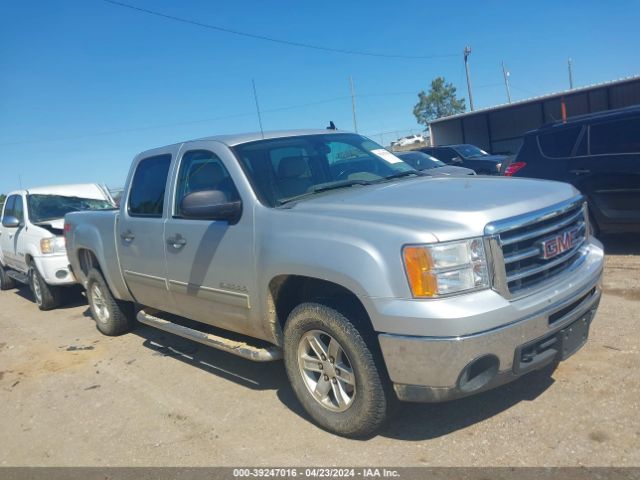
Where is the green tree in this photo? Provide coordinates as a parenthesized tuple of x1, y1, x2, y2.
(413, 77, 466, 126)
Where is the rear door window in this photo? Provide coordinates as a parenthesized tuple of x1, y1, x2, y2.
(589, 117, 640, 155)
(128, 154, 172, 217)
(538, 126, 582, 158)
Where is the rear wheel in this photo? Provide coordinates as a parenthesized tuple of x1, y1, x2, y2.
(29, 263, 61, 310)
(0, 263, 16, 291)
(86, 268, 134, 336)
(283, 302, 390, 438)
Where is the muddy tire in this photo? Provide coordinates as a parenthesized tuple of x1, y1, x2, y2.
(29, 263, 61, 311)
(283, 302, 390, 438)
(0, 263, 16, 291)
(86, 268, 134, 336)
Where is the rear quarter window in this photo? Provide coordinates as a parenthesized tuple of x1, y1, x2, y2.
(537, 125, 582, 158)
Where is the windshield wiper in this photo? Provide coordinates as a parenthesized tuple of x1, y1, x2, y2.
(313, 179, 373, 193)
(278, 180, 372, 206)
(375, 170, 424, 182)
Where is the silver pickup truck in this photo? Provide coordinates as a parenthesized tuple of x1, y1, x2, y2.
(65, 130, 604, 437)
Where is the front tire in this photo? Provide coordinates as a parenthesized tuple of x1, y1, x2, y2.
(0, 263, 16, 291)
(283, 302, 390, 438)
(29, 263, 61, 310)
(86, 268, 134, 336)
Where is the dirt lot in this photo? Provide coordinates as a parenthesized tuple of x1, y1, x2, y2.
(0, 235, 638, 467)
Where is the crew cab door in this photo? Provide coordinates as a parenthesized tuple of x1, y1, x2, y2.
(117, 152, 174, 312)
(163, 143, 255, 336)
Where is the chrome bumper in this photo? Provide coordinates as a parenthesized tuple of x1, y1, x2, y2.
(378, 245, 603, 403)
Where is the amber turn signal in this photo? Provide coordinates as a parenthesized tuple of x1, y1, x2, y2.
(403, 246, 437, 297)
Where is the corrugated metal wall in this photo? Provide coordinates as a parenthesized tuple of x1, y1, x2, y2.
(430, 78, 640, 154)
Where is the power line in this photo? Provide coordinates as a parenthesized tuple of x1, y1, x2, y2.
(102, 0, 458, 60)
(0, 91, 420, 146)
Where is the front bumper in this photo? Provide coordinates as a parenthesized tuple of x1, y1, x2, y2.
(376, 239, 604, 402)
(32, 254, 76, 286)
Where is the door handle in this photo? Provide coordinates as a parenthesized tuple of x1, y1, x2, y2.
(166, 235, 187, 249)
(570, 169, 591, 175)
(120, 230, 135, 242)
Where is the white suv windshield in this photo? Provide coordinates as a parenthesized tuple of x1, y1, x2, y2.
(27, 194, 114, 223)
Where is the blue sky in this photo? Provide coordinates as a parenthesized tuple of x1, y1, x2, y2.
(1, 0, 639, 194)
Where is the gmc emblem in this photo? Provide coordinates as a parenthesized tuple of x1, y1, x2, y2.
(540, 228, 579, 260)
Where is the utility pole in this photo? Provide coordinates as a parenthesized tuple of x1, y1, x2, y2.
(349, 76, 358, 133)
(501, 61, 512, 103)
(463, 46, 474, 111)
(568, 58, 574, 90)
(251, 78, 264, 138)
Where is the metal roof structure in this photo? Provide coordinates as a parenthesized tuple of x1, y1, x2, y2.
(430, 75, 640, 125)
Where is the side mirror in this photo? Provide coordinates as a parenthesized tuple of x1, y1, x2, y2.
(451, 156, 463, 164)
(180, 190, 242, 223)
(2, 216, 20, 228)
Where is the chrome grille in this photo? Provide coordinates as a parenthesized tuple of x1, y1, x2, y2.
(486, 197, 588, 298)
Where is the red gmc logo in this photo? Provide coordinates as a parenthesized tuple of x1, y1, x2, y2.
(540, 228, 579, 260)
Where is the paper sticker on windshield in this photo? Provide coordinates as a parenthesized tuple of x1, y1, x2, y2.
(372, 149, 403, 164)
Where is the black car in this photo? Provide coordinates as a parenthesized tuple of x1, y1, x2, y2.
(503, 105, 640, 234)
(419, 144, 506, 175)
(394, 151, 475, 177)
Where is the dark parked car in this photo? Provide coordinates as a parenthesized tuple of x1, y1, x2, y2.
(503, 105, 640, 234)
(394, 151, 475, 177)
(419, 144, 506, 175)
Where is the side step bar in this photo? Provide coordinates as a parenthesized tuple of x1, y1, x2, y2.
(7, 270, 29, 284)
(136, 309, 283, 362)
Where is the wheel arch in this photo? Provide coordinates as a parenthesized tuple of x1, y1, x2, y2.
(267, 274, 375, 347)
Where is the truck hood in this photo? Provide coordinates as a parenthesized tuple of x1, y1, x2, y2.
(33, 218, 65, 235)
(285, 176, 580, 242)
(35, 218, 65, 230)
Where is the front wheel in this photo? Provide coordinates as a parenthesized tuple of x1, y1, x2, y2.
(86, 269, 134, 336)
(29, 264, 61, 310)
(283, 302, 390, 438)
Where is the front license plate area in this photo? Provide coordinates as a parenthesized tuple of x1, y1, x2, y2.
(560, 315, 591, 360)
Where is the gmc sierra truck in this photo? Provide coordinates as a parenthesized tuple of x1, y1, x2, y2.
(65, 130, 604, 437)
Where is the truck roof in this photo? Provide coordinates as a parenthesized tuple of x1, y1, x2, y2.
(10, 183, 109, 200)
(193, 129, 346, 147)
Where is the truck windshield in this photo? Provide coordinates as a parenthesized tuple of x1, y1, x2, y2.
(27, 195, 114, 223)
(232, 133, 415, 207)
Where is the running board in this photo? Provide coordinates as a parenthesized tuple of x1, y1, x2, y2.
(136, 309, 283, 362)
(7, 270, 29, 284)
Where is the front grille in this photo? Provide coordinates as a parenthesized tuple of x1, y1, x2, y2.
(486, 197, 588, 298)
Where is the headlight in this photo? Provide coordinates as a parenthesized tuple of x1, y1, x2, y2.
(495, 163, 502, 171)
(402, 238, 489, 297)
(40, 236, 66, 254)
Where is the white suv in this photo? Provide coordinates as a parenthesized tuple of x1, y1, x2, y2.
(394, 134, 425, 147)
(0, 184, 114, 310)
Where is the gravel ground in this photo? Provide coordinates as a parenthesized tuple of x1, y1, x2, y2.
(0, 235, 638, 467)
